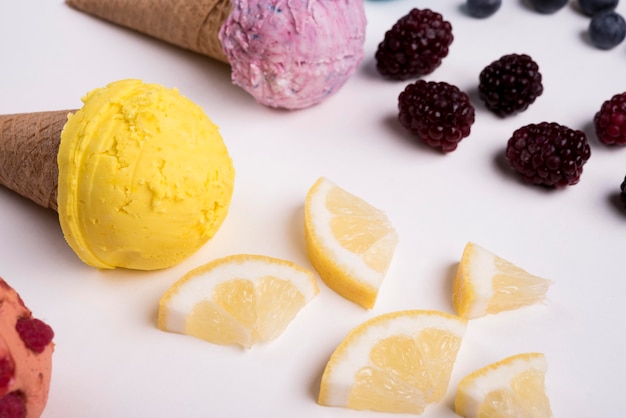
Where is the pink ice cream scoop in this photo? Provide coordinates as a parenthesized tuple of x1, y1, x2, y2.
(65, 0, 367, 110)
(219, 0, 367, 109)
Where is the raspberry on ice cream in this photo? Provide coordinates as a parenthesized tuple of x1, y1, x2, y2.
(0, 278, 54, 418)
(594, 91, 626, 145)
(375, 8, 453, 80)
(398, 80, 475, 153)
(506, 122, 591, 187)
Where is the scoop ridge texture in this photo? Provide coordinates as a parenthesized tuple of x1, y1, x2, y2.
(57, 79, 235, 270)
(219, 0, 367, 109)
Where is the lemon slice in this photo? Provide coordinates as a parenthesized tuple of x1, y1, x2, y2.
(319, 310, 467, 414)
(455, 352, 553, 418)
(158, 254, 319, 349)
(304, 177, 398, 309)
(452, 242, 552, 319)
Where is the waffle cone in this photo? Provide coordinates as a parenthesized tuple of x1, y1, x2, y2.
(66, 0, 232, 63)
(0, 110, 73, 212)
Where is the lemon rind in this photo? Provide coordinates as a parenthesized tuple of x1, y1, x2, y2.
(455, 352, 547, 417)
(159, 254, 319, 333)
(457, 242, 499, 319)
(305, 177, 397, 308)
(320, 310, 467, 407)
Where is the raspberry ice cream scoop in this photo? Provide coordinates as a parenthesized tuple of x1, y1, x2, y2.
(0, 278, 54, 418)
(219, 0, 367, 109)
(65, 0, 367, 110)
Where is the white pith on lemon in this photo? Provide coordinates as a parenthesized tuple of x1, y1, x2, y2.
(455, 352, 553, 418)
(304, 177, 398, 309)
(319, 310, 467, 415)
(453, 242, 552, 319)
(158, 254, 319, 349)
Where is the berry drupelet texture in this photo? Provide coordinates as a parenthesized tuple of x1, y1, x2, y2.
(375, 8, 453, 80)
(15, 317, 55, 354)
(479, 53, 543, 117)
(594, 92, 626, 145)
(398, 80, 475, 153)
(506, 122, 591, 187)
(0, 392, 26, 418)
(588, 11, 626, 49)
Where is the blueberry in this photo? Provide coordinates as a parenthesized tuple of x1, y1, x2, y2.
(467, 0, 502, 18)
(589, 11, 626, 49)
(578, 0, 619, 16)
(527, 0, 569, 13)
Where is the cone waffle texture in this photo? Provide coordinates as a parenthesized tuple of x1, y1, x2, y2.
(66, 0, 232, 63)
(0, 110, 72, 211)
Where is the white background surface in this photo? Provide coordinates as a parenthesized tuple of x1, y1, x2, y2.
(1, 0, 625, 416)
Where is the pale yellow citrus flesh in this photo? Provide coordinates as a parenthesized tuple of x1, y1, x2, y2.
(158, 254, 319, 349)
(452, 242, 552, 319)
(455, 352, 552, 418)
(304, 177, 398, 309)
(319, 310, 467, 415)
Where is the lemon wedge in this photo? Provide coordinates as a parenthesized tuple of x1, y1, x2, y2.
(304, 177, 398, 309)
(319, 310, 467, 414)
(455, 352, 553, 418)
(453, 242, 552, 319)
(158, 254, 319, 349)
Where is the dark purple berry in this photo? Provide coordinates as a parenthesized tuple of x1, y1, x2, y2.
(527, 0, 569, 13)
(506, 122, 591, 188)
(589, 11, 626, 49)
(398, 80, 475, 153)
(594, 92, 626, 145)
(15, 317, 54, 354)
(467, 0, 502, 18)
(578, 0, 619, 16)
(620, 176, 626, 208)
(479, 53, 543, 117)
(375, 8, 453, 80)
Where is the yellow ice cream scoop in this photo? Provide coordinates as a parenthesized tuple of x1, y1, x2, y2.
(0, 79, 235, 270)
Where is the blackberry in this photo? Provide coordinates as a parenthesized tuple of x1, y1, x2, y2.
(506, 122, 591, 187)
(527, 0, 569, 13)
(594, 91, 626, 145)
(578, 0, 619, 16)
(466, 0, 502, 18)
(375, 8, 453, 80)
(588, 11, 626, 49)
(479, 53, 543, 117)
(398, 80, 475, 153)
